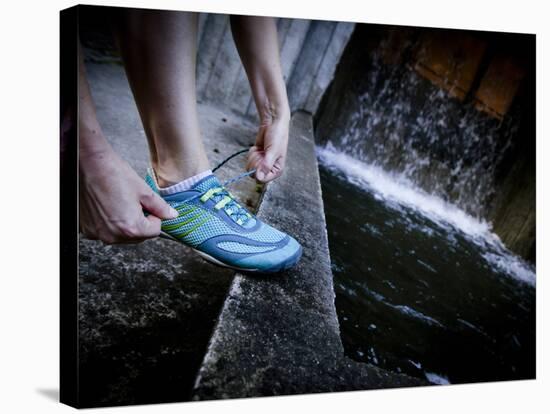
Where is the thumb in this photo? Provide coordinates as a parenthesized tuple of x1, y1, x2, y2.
(140, 191, 178, 219)
(137, 214, 163, 239)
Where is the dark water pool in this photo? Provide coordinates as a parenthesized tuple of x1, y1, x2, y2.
(318, 148, 535, 385)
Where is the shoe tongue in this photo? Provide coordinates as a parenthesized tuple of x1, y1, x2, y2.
(162, 174, 221, 203)
(193, 174, 254, 226)
(168, 174, 255, 227)
(192, 174, 222, 193)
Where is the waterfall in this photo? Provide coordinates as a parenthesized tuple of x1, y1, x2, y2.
(325, 50, 520, 220)
(315, 25, 535, 261)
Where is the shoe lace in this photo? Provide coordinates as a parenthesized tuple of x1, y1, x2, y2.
(172, 148, 257, 226)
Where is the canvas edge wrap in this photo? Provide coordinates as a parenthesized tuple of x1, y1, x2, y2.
(60, 5, 79, 408)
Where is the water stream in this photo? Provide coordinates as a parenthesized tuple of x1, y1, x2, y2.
(324, 47, 525, 220)
(317, 144, 535, 384)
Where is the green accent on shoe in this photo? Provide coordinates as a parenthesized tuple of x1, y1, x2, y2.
(177, 216, 211, 238)
(144, 147, 302, 273)
(200, 187, 223, 203)
(162, 212, 203, 232)
(214, 195, 232, 210)
(175, 204, 196, 214)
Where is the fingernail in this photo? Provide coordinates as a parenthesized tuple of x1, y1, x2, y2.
(256, 171, 265, 181)
(169, 207, 178, 218)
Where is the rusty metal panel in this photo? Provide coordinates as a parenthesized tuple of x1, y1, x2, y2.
(474, 54, 525, 120)
(413, 31, 487, 101)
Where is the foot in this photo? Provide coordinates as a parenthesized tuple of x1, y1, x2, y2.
(145, 169, 303, 273)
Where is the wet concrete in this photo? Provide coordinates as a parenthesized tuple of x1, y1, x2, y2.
(192, 112, 423, 400)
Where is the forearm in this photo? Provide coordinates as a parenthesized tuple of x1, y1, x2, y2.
(230, 16, 290, 124)
(78, 42, 112, 161)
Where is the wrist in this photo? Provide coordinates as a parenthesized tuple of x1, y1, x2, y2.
(79, 131, 114, 176)
(258, 94, 290, 125)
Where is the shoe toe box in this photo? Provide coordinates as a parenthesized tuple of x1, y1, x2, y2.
(233, 236, 302, 273)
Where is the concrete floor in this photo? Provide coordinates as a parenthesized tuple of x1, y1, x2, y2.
(78, 61, 262, 406)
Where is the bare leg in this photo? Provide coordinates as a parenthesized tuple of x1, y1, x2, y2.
(78, 42, 177, 244)
(114, 10, 209, 187)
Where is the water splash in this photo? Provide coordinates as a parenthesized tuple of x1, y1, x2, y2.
(317, 143, 535, 287)
(482, 252, 536, 287)
(389, 304, 444, 328)
(425, 372, 451, 385)
(318, 143, 494, 239)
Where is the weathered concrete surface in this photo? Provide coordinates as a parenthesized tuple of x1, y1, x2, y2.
(287, 21, 354, 114)
(79, 59, 263, 406)
(192, 112, 424, 400)
(78, 239, 234, 406)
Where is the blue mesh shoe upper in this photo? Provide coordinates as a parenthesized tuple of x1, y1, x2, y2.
(145, 168, 302, 272)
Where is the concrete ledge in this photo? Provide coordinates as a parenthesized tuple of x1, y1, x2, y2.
(192, 111, 423, 400)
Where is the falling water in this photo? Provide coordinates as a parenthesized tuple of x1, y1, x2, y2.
(329, 50, 520, 219)
(316, 50, 535, 385)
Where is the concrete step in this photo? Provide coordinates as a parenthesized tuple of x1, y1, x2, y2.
(78, 61, 266, 406)
(192, 111, 423, 400)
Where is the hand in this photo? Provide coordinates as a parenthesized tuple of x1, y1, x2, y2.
(230, 15, 290, 183)
(79, 147, 178, 244)
(246, 114, 290, 183)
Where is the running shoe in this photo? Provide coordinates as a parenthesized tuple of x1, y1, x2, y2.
(145, 169, 302, 273)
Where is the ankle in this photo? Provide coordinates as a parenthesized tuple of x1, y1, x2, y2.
(155, 171, 184, 188)
(153, 164, 211, 188)
(152, 154, 210, 188)
(154, 169, 213, 196)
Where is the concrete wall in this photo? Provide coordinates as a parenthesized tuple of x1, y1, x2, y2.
(196, 14, 354, 120)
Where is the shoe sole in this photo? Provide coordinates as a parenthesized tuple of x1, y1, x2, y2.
(159, 231, 302, 274)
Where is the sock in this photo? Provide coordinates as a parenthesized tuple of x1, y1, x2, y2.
(157, 169, 212, 196)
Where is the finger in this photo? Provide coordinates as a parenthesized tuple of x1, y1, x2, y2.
(256, 150, 278, 181)
(140, 190, 178, 219)
(260, 171, 277, 183)
(246, 150, 263, 171)
(258, 165, 282, 183)
(248, 145, 260, 156)
(137, 214, 163, 239)
(261, 148, 278, 172)
(258, 156, 285, 183)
